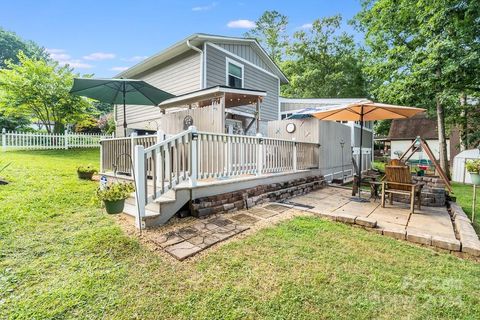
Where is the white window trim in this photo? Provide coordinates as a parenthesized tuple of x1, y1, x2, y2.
(225, 57, 244, 88)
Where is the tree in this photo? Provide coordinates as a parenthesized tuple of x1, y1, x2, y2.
(281, 15, 367, 98)
(355, 0, 480, 177)
(0, 52, 92, 133)
(244, 10, 289, 64)
(0, 27, 48, 68)
(0, 110, 31, 131)
(374, 119, 391, 137)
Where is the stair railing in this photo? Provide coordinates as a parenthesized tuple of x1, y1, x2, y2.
(132, 126, 320, 228)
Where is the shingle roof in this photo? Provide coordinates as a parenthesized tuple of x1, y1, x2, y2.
(388, 112, 438, 140)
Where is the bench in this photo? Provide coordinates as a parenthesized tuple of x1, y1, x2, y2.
(381, 165, 423, 213)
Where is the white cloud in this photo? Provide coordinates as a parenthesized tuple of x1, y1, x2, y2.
(110, 66, 129, 72)
(300, 23, 313, 29)
(122, 55, 148, 62)
(192, 2, 217, 11)
(83, 52, 116, 61)
(227, 19, 256, 29)
(46, 48, 71, 62)
(46, 48, 93, 69)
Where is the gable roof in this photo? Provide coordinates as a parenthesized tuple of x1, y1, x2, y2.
(117, 33, 289, 83)
(388, 112, 438, 140)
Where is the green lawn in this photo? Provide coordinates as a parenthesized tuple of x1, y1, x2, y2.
(1, 150, 479, 319)
(452, 182, 480, 233)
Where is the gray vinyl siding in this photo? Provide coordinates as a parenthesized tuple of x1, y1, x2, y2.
(353, 126, 373, 148)
(205, 44, 279, 122)
(116, 50, 201, 135)
(215, 43, 276, 74)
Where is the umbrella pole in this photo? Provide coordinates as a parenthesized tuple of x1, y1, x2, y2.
(123, 82, 127, 137)
(358, 114, 364, 199)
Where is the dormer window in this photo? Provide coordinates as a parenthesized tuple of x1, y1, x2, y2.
(226, 58, 243, 88)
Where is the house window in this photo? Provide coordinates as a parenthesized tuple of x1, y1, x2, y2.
(226, 58, 243, 88)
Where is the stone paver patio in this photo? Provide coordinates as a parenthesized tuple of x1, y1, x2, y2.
(136, 187, 479, 260)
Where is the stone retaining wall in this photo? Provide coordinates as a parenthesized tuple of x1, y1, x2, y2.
(449, 202, 480, 256)
(393, 176, 446, 207)
(191, 176, 326, 218)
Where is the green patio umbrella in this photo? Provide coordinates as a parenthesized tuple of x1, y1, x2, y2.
(70, 78, 175, 136)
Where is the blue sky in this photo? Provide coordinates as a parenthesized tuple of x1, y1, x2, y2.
(2, 0, 362, 77)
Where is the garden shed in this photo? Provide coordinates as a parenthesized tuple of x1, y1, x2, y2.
(452, 148, 480, 184)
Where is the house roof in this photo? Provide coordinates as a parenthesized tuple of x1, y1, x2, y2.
(117, 33, 289, 83)
(388, 112, 438, 140)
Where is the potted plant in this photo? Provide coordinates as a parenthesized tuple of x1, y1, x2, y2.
(77, 165, 97, 180)
(466, 159, 480, 185)
(96, 182, 135, 214)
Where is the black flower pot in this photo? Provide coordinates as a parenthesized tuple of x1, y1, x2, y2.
(77, 171, 94, 180)
(103, 199, 125, 214)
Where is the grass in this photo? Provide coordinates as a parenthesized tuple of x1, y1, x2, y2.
(1, 149, 479, 319)
(452, 182, 480, 233)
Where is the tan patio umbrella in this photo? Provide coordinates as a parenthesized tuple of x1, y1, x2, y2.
(311, 99, 425, 200)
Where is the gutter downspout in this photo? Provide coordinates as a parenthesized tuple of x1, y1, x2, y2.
(186, 39, 204, 89)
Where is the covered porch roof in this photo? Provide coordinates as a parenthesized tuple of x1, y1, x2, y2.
(158, 85, 266, 109)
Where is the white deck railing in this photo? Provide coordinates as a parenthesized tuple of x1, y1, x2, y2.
(1, 129, 112, 151)
(128, 127, 320, 224)
(100, 134, 158, 174)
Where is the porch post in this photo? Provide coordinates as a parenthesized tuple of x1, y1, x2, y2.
(292, 138, 297, 172)
(2, 128, 6, 152)
(190, 126, 198, 187)
(99, 140, 103, 173)
(255, 98, 260, 134)
(156, 129, 165, 186)
(256, 133, 263, 176)
(134, 145, 146, 229)
(64, 129, 68, 150)
(130, 131, 137, 175)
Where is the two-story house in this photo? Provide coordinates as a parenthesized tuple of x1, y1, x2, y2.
(114, 33, 288, 137)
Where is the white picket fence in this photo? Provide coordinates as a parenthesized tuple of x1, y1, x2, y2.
(1, 128, 113, 151)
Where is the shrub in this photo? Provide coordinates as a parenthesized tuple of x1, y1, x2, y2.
(466, 159, 480, 173)
(77, 164, 97, 174)
(96, 182, 135, 202)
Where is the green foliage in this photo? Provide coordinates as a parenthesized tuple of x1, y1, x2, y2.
(372, 161, 386, 173)
(77, 164, 97, 174)
(92, 101, 113, 115)
(0, 27, 48, 68)
(98, 113, 115, 135)
(96, 182, 135, 202)
(466, 159, 480, 173)
(244, 10, 289, 64)
(75, 116, 101, 134)
(281, 15, 366, 98)
(0, 110, 31, 131)
(0, 52, 92, 133)
(373, 119, 391, 136)
(355, 0, 480, 174)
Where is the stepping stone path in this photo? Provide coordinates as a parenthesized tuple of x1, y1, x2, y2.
(156, 210, 285, 260)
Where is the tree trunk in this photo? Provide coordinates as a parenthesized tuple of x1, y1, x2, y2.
(459, 92, 468, 150)
(436, 96, 450, 178)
